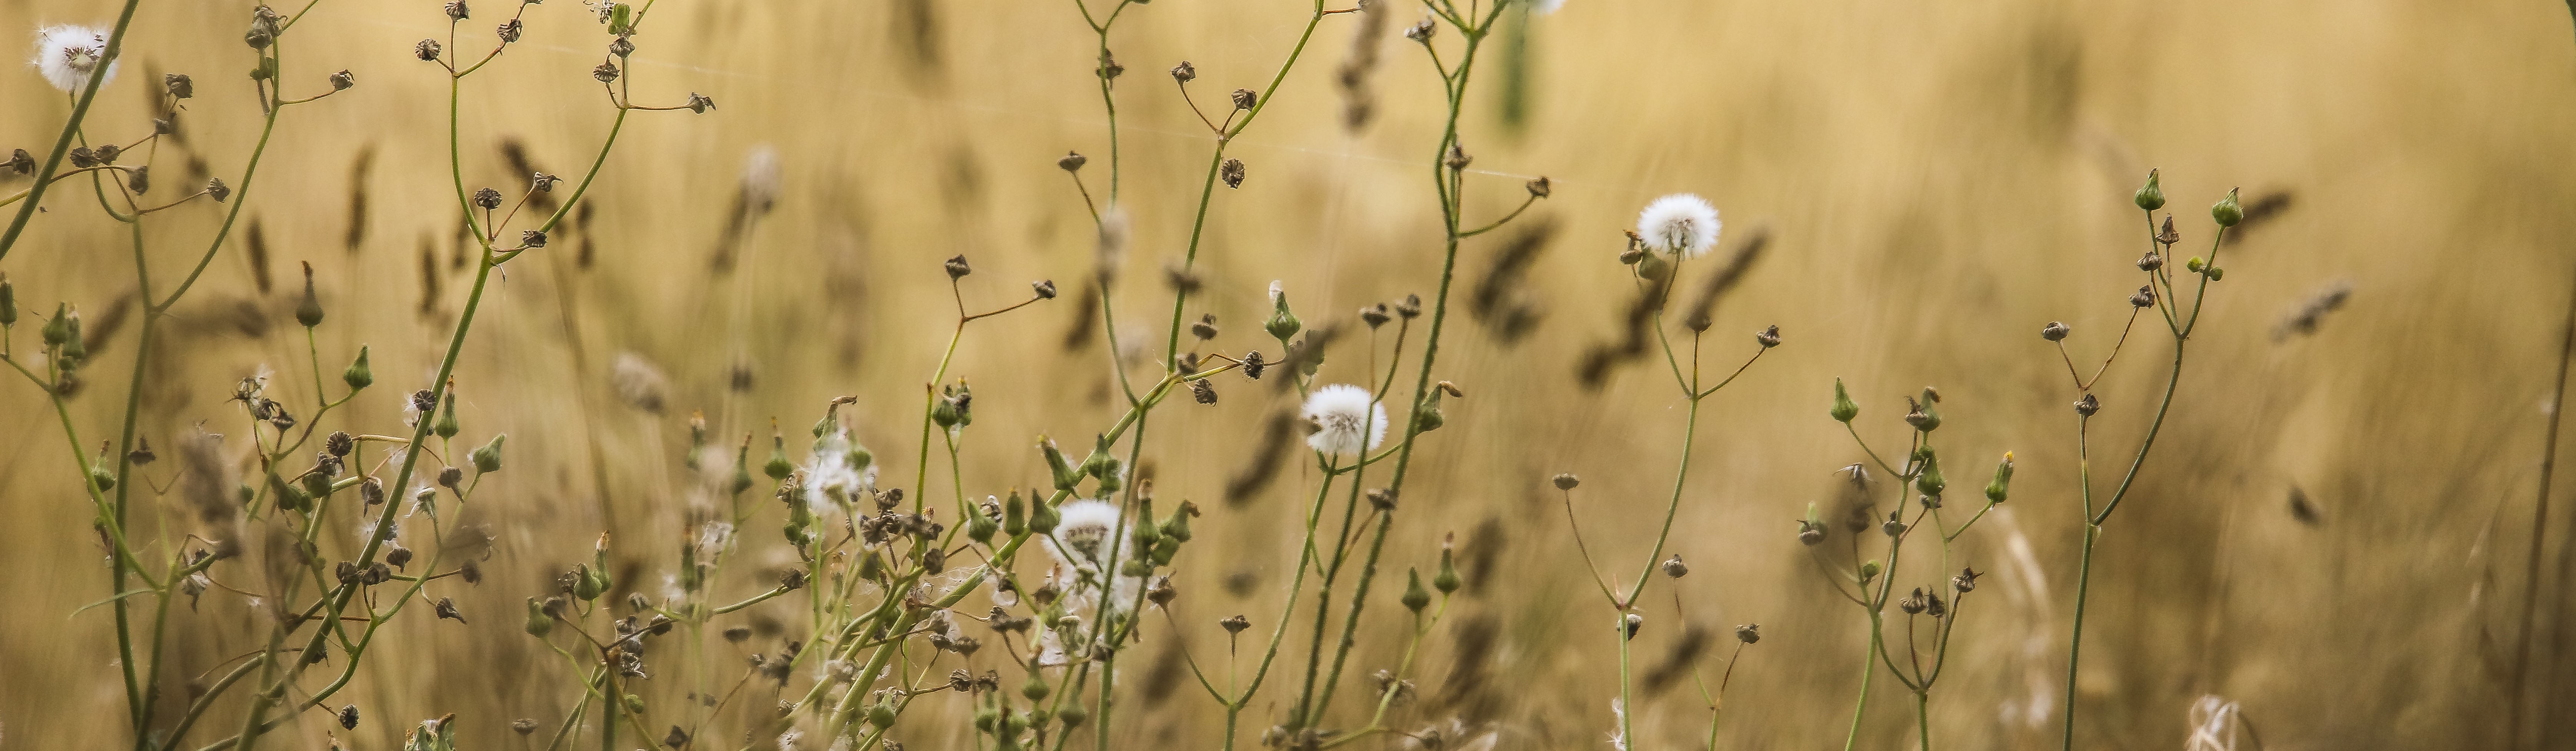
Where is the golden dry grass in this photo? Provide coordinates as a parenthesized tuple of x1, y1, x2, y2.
(5, 0, 2576, 749)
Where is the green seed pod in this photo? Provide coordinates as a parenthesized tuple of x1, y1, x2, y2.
(299, 471, 331, 498)
(2134, 168, 2165, 211)
(2186, 256, 2205, 273)
(1830, 378, 1860, 424)
(91, 465, 118, 492)
(1433, 541, 1461, 594)
(2212, 187, 2243, 227)
(1985, 451, 2015, 504)
(930, 397, 960, 428)
(1057, 704, 1089, 729)
(432, 395, 459, 440)
(572, 563, 605, 601)
(277, 484, 311, 512)
(2206, 267, 2224, 281)
(867, 701, 897, 729)
(1635, 253, 1672, 282)
(523, 596, 553, 637)
(1400, 568, 1432, 614)
(973, 708, 998, 733)
(1120, 558, 1154, 577)
(624, 694, 646, 715)
(342, 346, 373, 390)
(1859, 560, 1881, 582)
(1003, 489, 1028, 536)
(470, 434, 506, 473)
(1150, 535, 1180, 566)
(1913, 447, 1945, 498)
(1130, 498, 1160, 550)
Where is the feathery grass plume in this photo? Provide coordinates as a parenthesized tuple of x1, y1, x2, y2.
(1576, 269, 1671, 388)
(1638, 622, 1711, 696)
(31, 25, 117, 93)
(246, 217, 273, 294)
(1676, 227, 1767, 332)
(1336, 0, 1389, 131)
(343, 145, 374, 251)
(610, 352, 669, 413)
(1469, 220, 1555, 344)
(1636, 193, 1720, 258)
(2220, 188, 2294, 245)
(2272, 277, 2353, 342)
(1301, 384, 1388, 456)
(1223, 409, 1301, 504)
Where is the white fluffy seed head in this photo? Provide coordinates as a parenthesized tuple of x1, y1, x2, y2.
(801, 430, 872, 515)
(1636, 193, 1721, 258)
(1046, 500, 1123, 570)
(32, 25, 115, 93)
(1302, 384, 1388, 456)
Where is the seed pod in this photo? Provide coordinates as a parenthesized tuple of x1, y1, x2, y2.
(764, 431, 793, 480)
(1433, 537, 1462, 593)
(1913, 448, 1944, 498)
(1058, 151, 1087, 172)
(1756, 324, 1782, 348)
(1264, 285, 1302, 341)
(1553, 473, 1579, 490)
(2134, 169, 2165, 211)
(2041, 321, 2069, 341)
(1231, 88, 1258, 110)
(1661, 555, 1688, 578)
(2212, 187, 2243, 227)
(470, 434, 506, 473)
(524, 597, 553, 637)
(433, 394, 460, 439)
(1734, 624, 1761, 644)
(1003, 489, 1027, 536)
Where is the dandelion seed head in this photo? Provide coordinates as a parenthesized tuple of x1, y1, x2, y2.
(1636, 193, 1721, 258)
(31, 25, 115, 93)
(801, 430, 872, 515)
(1301, 384, 1387, 456)
(1046, 500, 1123, 569)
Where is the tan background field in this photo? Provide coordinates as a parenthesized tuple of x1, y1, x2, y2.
(4, 0, 2574, 748)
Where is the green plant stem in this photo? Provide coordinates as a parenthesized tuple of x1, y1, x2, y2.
(1844, 616, 1882, 751)
(1915, 689, 1933, 751)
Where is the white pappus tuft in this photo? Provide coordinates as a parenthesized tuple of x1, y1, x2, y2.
(1301, 384, 1388, 457)
(31, 25, 116, 93)
(1528, 0, 1566, 15)
(1636, 193, 1721, 258)
(1044, 500, 1124, 572)
(801, 430, 874, 514)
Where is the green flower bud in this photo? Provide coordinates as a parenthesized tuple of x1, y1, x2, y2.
(2206, 267, 2224, 281)
(729, 442, 754, 496)
(1042, 439, 1080, 491)
(1859, 559, 1881, 582)
(1150, 535, 1181, 566)
(1028, 497, 1060, 535)
(1985, 451, 2015, 504)
(967, 505, 998, 544)
(60, 308, 84, 361)
(40, 303, 69, 346)
(1830, 378, 1859, 424)
(1003, 489, 1028, 536)
(2134, 169, 2165, 211)
(1913, 447, 1945, 498)
(764, 429, 793, 480)
(1057, 704, 1089, 729)
(0, 275, 15, 326)
(91, 464, 118, 492)
(1433, 539, 1462, 594)
(2186, 256, 2205, 273)
(2212, 187, 2243, 227)
(930, 397, 960, 428)
(623, 694, 645, 715)
(1021, 666, 1053, 701)
(470, 434, 506, 474)
(524, 596, 553, 637)
(342, 346, 373, 390)
(572, 563, 604, 601)
(295, 262, 325, 328)
(1159, 500, 1194, 543)
(432, 394, 459, 440)
(1264, 284, 1302, 341)
(973, 708, 998, 733)
(1401, 567, 1432, 614)
(867, 701, 897, 729)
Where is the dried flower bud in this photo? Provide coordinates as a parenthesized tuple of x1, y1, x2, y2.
(339, 704, 360, 729)
(1220, 158, 1246, 189)
(1189, 378, 1217, 404)
(1443, 143, 1472, 171)
(608, 35, 634, 57)
(327, 69, 354, 91)
(1030, 279, 1059, 299)
(67, 147, 97, 169)
(2074, 393, 2101, 417)
(1395, 294, 1422, 319)
(2041, 321, 2070, 341)
(2156, 215, 2181, 246)
(1231, 88, 1258, 110)
(945, 254, 972, 279)
(688, 92, 716, 113)
(593, 61, 620, 83)
(445, 1, 470, 20)
(165, 73, 194, 100)
(1622, 613, 1644, 640)
(7, 149, 34, 175)
(1170, 60, 1196, 83)
(202, 177, 231, 203)
(1552, 473, 1579, 490)
(1191, 313, 1219, 340)
(438, 466, 464, 488)
(1526, 176, 1551, 198)
(1756, 324, 1782, 348)
(1661, 555, 1688, 578)
(1404, 19, 1435, 41)
(1900, 588, 1928, 614)
(498, 19, 523, 43)
(126, 166, 149, 195)
(1734, 623, 1761, 643)
(1953, 567, 1981, 593)
(2129, 284, 2156, 308)
(1058, 151, 1088, 172)
(1360, 304, 1390, 329)
(415, 39, 443, 61)
(435, 596, 466, 623)
(1220, 614, 1250, 635)
(472, 187, 503, 210)
(1367, 488, 1396, 510)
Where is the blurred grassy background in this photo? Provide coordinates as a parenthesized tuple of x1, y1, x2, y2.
(5, 0, 2576, 748)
